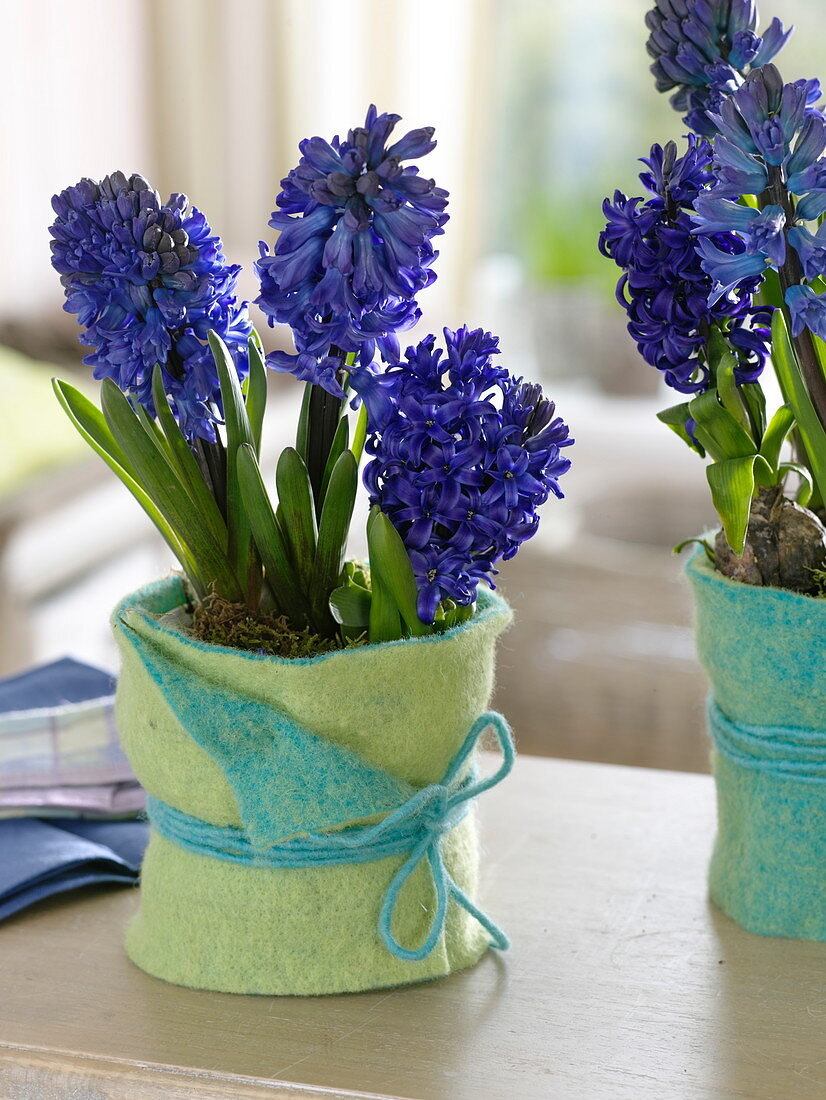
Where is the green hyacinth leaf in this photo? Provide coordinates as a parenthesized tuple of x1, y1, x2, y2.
(757, 404, 795, 477)
(739, 381, 767, 443)
(778, 461, 813, 506)
(237, 444, 312, 625)
(329, 582, 372, 630)
(100, 378, 242, 599)
(365, 506, 401, 643)
(706, 454, 772, 556)
(368, 510, 431, 638)
(673, 536, 715, 563)
(295, 382, 313, 465)
(351, 401, 368, 464)
(771, 309, 826, 505)
(367, 572, 402, 644)
(656, 401, 705, 456)
(711, 345, 752, 438)
(275, 446, 318, 596)
(53, 378, 133, 474)
(313, 450, 357, 629)
(318, 415, 350, 512)
(244, 336, 268, 457)
(53, 378, 202, 591)
(688, 388, 756, 461)
(134, 401, 173, 453)
(151, 366, 228, 548)
(209, 330, 259, 602)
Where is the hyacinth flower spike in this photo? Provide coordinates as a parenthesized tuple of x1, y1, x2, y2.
(347, 327, 572, 635)
(598, 125, 823, 566)
(598, 2, 826, 589)
(49, 172, 276, 606)
(599, 137, 771, 397)
(646, 0, 826, 515)
(690, 64, 826, 452)
(256, 106, 449, 506)
(49, 172, 252, 447)
(645, 0, 792, 136)
(646, 0, 796, 135)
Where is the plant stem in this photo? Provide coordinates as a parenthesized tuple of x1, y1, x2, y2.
(762, 169, 826, 431)
(194, 436, 228, 522)
(305, 346, 348, 506)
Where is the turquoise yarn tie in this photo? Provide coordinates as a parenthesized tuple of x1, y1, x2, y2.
(146, 711, 515, 963)
(708, 697, 826, 784)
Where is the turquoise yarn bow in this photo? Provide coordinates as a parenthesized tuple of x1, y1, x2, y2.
(376, 710, 513, 961)
(147, 711, 514, 963)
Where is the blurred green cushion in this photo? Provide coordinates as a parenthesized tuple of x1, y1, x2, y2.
(0, 345, 86, 501)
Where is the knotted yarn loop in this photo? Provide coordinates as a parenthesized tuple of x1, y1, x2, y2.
(146, 710, 515, 963)
(376, 710, 514, 961)
(416, 786, 452, 834)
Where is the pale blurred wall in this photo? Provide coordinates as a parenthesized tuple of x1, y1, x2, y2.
(0, 1, 152, 320)
(0, 0, 492, 340)
(491, 0, 825, 257)
(1, 0, 822, 343)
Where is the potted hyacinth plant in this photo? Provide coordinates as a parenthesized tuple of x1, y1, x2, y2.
(600, 1, 826, 941)
(48, 108, 572, 995)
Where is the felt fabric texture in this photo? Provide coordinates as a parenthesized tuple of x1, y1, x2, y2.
(142, 709, 514, 966)
(113, 575, 513, 995)
(686, 549, 826, 941)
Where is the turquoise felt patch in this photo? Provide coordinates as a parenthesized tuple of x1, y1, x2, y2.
(121, 625, 415, 845)
(687, 549, 826, 941)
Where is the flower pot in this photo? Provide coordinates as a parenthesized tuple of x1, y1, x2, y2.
(686, 548, 826, 941)
(112, 575, 514, 994)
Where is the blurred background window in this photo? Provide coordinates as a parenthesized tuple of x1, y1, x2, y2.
(0, 0, 822, 770)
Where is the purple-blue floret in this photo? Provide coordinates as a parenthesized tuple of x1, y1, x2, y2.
(691, 65, 826, 335)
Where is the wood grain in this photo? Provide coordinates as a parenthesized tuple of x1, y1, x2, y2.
(1, 756, 825, 1099)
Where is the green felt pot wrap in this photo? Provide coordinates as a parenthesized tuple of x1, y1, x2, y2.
(112, 575, 513, 994)
(687, 548, 826, 942)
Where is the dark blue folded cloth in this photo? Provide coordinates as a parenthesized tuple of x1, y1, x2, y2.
(0, 817, 148, 920)
(0, 658, 148, 919)
(0, 657, 116, 712)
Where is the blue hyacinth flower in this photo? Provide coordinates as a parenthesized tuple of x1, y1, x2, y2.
(709, 134, 770, 196)
(50, 172, 251, 443)
(691, 63, 826, 344)
(255, 106, 449, 397)
(786, 113, 826, 186)
(599, 137, 771, 395)
(645, 0, 792, 135)
(695, 237, 772, 304)
(788, 224, 826, 281)
(693, 195, 785, 263)
(357, 328, 572, 622)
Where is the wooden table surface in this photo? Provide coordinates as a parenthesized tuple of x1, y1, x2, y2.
(1, 755, 824, 1100)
